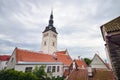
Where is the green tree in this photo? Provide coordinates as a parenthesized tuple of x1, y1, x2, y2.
(0, 66, 64, 80)
(32, 65, 64, 80)
(84, 58, 92, 66)
(0, 69, 37, 80)
(51, 76, 64, 80)
(32, 65, 48, 80)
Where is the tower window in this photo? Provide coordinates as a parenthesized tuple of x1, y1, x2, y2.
(53, 34, 56, 38)
(44, 33, 48, 37)
(53, 42, 55, 46)
(44, 41, 46, 46)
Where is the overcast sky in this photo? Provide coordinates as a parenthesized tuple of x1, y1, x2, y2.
(0, 0, 120, 60)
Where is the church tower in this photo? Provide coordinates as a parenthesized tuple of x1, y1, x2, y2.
(41, 11, 58, 54)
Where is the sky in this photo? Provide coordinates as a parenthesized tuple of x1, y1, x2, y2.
(0, 0, 120, 60)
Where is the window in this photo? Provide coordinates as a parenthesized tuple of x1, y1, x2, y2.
(43, 33, 48, 37)
(57, 66, 60, 72)
(25, 67, 32, 72)
(44, 41, 46, 46)
(47, 66, 51, 73)
(53, 34, 56, 38)
(52, 66, 56, 72)
(53, 42, 55, 46)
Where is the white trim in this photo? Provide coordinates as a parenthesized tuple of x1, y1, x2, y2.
(17, 61, 63, 65)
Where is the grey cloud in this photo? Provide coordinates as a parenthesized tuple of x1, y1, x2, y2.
(0, 0, 119, 60)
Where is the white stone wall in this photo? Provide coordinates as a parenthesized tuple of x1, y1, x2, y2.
(6, 50, 16, 69)
(41, 30, 57, 54)
(15, 64, 63, 77)
(0, 61, 7, 70)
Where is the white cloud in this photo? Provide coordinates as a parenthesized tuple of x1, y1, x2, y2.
(0, 0, 120, 60)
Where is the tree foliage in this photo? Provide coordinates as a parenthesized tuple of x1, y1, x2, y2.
(84, 58, 92, 66)
(0, 65, 64, 80)
(32, 65, 48, 80)
(32, 65, 64, 80)
(0, 69, 37, 80)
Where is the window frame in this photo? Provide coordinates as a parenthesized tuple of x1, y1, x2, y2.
(57, 66, 60, 72)
(52, 66, 56, 72)
(25, 67, 32, 72)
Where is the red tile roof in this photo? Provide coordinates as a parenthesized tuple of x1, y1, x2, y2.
(68, 69, 88, 80)
(16, 48, 57, 63)
(15, 48, 72, 65)
(74, 59, 87, 68)
(67, 69, 115, 80)
(0, 55, 10, 61)
(56, 51, 67, 55)
(55, 51, 72, 65)
(93, 69, 115, 80)
(63, 69, 70, 77)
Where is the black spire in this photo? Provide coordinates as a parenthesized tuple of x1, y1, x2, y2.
(43, 10, 58, 34)
(48, 10, 53, 27)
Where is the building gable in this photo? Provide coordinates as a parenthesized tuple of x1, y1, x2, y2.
(90, 54, 109, 69)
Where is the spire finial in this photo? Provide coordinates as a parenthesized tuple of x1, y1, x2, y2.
(50, 9, 53, 20)
(48, 9, 54, 27)
(43, 9, 57, 34)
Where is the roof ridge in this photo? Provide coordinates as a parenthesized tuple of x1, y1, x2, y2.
(16, 48, 53, 56)
(101, 16, 120, 27)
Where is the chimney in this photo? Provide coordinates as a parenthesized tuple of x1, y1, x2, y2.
(88, 66, 93, 77)
(78, 56, 81, 60)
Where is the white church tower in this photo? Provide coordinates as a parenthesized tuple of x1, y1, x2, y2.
(41, 11, 58, 54)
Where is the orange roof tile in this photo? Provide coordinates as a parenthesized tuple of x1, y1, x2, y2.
(68, 69, 88, 80)
(93, 69, 115, 80)
(68, 69, 115, 80)
(55, 51, 72, 66)
(16, 48, 57, 63)
(15, 48, 72, 66)
(74, 59, 87, 68)
(63, 69, 70, 77)
(55, 51, 67, 55)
